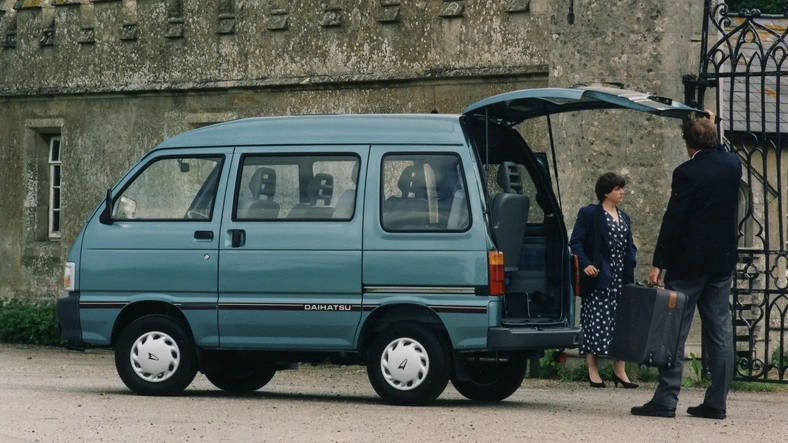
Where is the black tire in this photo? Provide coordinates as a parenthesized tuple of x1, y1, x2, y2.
(204, 353, 276, 394)
(451, 356, 527, 402)
(115, 314, 197, 396)
(366, 323, 450, 406)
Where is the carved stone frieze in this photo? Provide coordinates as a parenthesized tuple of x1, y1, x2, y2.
(166, 0, 184, 38)
(216, 0, 235, 34)
(267, 9, 288, 31)
(505, 0, 531, 14)
(321, 6, 342, 28)
(439, 1, 464, 18)
(377, 0, 400, 24)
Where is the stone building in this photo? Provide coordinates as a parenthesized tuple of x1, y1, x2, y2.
(0, 0, 705, 299)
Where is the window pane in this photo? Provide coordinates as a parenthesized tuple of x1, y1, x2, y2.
(381, 154, 469, 231)
(50, 139, 61, 162)
(235, 155, 359, 221)
(483, 163, 544, 224)
(52, 165, 61, 186)
(53, 188, 61, 209)
(52, 211, 60, 233)
(114, 156, 222, 220)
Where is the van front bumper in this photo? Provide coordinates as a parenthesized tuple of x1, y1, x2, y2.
(56, 292, 84, 350)
(487, 327, 583, 350)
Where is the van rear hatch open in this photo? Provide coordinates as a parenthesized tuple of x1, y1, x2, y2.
(461, 85, 703, 333)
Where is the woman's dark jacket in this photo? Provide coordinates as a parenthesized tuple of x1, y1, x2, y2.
(569, 204, 638, 291)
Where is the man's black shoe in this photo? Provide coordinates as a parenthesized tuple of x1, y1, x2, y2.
(630, 401, 676, 418)
(687, 403, 726, 419)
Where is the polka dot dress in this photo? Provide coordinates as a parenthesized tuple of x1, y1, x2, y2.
(580, 209, 628, 356)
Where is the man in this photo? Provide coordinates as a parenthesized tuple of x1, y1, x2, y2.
(631, 111, 741, 419)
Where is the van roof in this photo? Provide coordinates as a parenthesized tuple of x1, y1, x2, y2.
(155, 114, 466, 150)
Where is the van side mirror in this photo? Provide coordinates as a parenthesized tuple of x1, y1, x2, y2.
(178, 159, 190, 173)
(99, 188, 113, 225)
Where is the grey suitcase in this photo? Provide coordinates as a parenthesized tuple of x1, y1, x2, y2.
(609, 284, 688, 369)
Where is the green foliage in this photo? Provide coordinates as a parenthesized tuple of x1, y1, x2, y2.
(725, 0, 787, 14)
(771, 347, 788, 368)
(682, 352, 712, 388)
(535, 350, 659, 382)
(537, 349, 566, 379)
(633, 363, 660, 382)
(0, 298, 64, 346)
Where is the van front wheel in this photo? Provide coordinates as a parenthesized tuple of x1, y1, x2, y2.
(366, 323, 450, 406)
(450, 356, 527, 402)
(115, 315, 197, 396)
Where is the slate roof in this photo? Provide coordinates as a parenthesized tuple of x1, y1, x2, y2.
(720, 16, 788, 135)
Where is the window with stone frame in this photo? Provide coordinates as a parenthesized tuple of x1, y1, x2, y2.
(48, 136, 62, 239)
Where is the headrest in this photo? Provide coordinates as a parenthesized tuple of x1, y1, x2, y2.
(497, 161, 523, 194)
(249, 167, 277, 199)
(308, 173, 334, 205)
(397, 166, 426, 198)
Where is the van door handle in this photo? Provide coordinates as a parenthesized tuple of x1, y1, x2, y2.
(229, 229, 245, 248)
(194, 231, 214, 240)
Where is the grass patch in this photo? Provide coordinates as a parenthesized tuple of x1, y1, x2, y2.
(730, 381, 788, 392)
(0, 298, 64, 346)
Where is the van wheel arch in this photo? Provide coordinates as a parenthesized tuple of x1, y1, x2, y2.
(358, 304, 452, 353)
(111, 301, 194, 349)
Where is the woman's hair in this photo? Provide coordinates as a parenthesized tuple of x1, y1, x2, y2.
(595, 172, 626, 202)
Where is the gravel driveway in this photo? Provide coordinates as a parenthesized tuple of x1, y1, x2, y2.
(0, 344, 785, 442)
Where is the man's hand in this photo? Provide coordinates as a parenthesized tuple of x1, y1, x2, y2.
(583, 265, 599, 277)
(705, 109, 717, 124)
(648, 267, 663, 287)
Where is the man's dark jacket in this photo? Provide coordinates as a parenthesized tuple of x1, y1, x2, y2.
(652, 147, 742, 281)
(570, 205, 637, 291)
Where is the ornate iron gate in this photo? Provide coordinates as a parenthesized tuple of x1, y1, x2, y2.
(687, 1, 788, 383)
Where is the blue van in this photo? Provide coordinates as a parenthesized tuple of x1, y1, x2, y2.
(57, 86, 700, 405)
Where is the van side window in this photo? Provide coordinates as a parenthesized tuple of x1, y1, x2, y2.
(381, 154, 470, 231)
(113, 156, 223, 220)
(235, 155, 359, 220)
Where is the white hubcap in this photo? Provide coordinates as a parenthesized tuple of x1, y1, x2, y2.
(380, 337, 429, 391)
(130, 331, 181, 383)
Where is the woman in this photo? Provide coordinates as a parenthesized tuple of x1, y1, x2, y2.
(569, 172, 638, 389)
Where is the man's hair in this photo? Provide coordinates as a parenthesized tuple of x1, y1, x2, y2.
(595, 172, 626, 202)
(682, 117, 717, 150)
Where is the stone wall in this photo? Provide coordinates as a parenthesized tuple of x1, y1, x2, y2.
(0, 0, 553, 297)
(547, 0, 705, 273)
(0, 0, 548, 94)
(0, 0, 709, 305)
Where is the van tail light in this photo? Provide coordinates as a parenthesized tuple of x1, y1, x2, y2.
(488, 251, 505, 296)
(63, 261, 75, 294)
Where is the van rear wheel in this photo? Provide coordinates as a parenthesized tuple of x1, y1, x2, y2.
(115, 315, 197, 396)
(366, 323, 450, 406)
(451, 356, 527, 402)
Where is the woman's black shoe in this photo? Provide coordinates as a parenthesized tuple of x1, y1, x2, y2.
(612, 373, 639, 389)
(589, 378, 606, 388)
